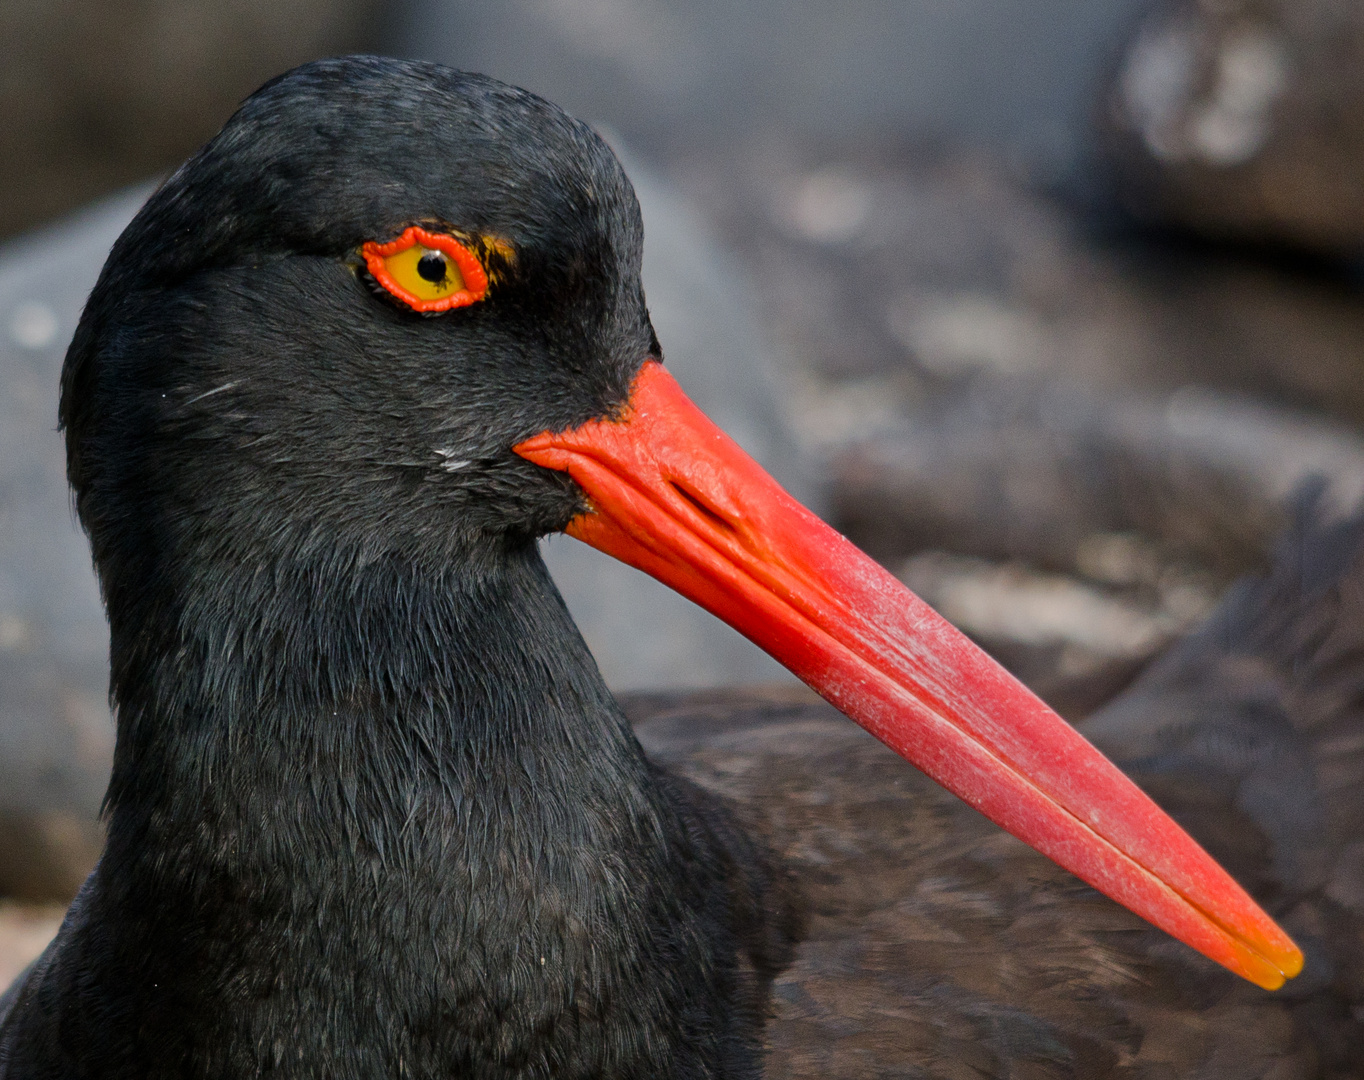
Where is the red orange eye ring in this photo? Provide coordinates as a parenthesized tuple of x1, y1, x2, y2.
(361, 226, 490, 313)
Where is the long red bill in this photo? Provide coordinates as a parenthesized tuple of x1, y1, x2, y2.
(515, 359, 1302, 990)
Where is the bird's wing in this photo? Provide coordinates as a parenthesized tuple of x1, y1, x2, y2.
(1079, 490, 1364, 1070)
(630, 689, 1330, 1079)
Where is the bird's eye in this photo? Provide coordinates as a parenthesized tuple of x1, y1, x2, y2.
(361, 226, 489, 313)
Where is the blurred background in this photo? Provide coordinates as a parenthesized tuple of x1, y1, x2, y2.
(4, 0, 1364, 981)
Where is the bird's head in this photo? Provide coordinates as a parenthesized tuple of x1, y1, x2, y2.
(62, 57, 652, 581)
(60, 55, 1302, 992)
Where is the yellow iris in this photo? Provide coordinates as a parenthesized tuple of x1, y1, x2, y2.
(381, 245, 465, 303)
(362, 226, 491, 313)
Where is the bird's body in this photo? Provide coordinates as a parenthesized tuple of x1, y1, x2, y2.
(0, 54, 1330, 1078)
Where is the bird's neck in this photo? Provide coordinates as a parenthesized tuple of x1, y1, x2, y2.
(112, 539, 624, 780)
(96, 538, 662, 966)
(52, 540, 764, 1078)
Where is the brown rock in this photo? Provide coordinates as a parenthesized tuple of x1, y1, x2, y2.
(0, 814, 100, 908)
(0, 902, 64, 994)
(1100, 0, 1364, 255)
(672, 141, 1364, 432)
(0, 652, 112, 902)
(671, 138, 1364, 714)
(0, 0, 379, 240)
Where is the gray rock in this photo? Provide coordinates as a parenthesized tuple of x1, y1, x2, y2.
(832, 379, 1364, 581)
(1100, 0, 1364, 255)
(390, 0, 1148, 183)
(0, 188, 146, 899)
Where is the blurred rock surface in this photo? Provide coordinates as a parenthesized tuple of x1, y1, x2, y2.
(391, 0, 1147, 180)
(670, 139, 1364, 713)
(0, 190, 149, 900)
(1099, 0, 1364, 256)
(831, 379, 1364, 578)
(0, 0, 380, 240)
(673, 141, 1364, 430)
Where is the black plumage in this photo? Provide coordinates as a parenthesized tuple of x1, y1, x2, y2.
(1, 53, 1360, 1079)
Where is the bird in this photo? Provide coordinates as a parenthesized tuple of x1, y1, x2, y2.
(0, 56, 1304, 1077)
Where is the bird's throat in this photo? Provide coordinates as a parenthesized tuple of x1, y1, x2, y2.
(83, 543, 700, 1072)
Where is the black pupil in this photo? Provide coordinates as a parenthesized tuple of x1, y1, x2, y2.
(416, 250, 448, 284)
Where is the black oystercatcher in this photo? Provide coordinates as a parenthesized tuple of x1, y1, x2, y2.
(0, 57, 1305, 1078)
